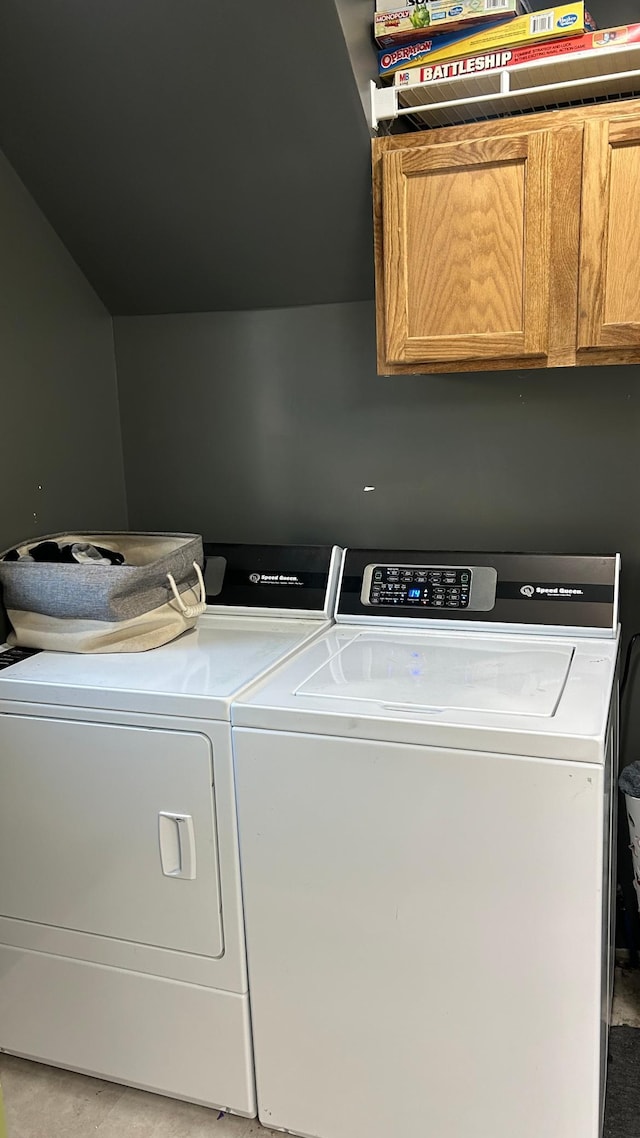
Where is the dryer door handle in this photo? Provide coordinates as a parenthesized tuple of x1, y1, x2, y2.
(158, 812, 197, 880)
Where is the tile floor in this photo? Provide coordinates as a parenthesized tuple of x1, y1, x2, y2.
(2, 968, 640, 1138)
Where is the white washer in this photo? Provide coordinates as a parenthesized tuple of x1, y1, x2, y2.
(233, 548, 620, 1138)
(0, 542, 342, 1115)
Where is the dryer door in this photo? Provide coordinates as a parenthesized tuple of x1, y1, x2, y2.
(0, 715, 223, 958)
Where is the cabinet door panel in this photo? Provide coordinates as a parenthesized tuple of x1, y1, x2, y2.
(579, 117, 640, 349)
(382, 131, 552, 366)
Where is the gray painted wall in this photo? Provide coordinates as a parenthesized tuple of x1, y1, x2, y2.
(334, 0, 379, 128)
(113, 301, 635, 560)
(0, 148, 128, 637)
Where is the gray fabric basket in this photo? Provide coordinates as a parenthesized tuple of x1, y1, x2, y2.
(0, 531, 206, 653)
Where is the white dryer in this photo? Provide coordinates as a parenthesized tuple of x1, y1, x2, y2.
(232, 549, 620, 1138)
(0, 542, 342, 1115)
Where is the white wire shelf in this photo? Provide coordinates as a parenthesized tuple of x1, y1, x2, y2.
(371, 41, 640, 130)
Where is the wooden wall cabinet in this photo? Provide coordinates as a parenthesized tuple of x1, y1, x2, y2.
(373, 97, 640, 375)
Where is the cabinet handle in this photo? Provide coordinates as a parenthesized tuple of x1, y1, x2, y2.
(158, 812, 197, 880)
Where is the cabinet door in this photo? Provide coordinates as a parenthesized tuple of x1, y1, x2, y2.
(382, 131, 552, 366)
(578, 117, 640, 351)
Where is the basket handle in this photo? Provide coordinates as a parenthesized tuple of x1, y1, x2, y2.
(166, 562, 207, 618)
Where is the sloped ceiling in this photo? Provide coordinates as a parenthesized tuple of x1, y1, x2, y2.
(0, 0, 634, 316)
(0, 0, 375, 314)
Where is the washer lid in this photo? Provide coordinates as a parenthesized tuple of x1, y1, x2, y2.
(296, 635, 574, 717)
(232, 626, 619, 761)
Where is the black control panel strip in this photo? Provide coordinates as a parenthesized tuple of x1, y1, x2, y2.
(339, 550, 619, 630)
(202, 543, 337, 612)
(0, 646, 41, 671)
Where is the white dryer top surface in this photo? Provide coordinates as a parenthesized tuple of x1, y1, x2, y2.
(0, 614, 329, 720)
(232, 627, 619, 761)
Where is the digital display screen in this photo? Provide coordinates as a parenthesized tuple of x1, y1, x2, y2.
(407, 588, 421, 599)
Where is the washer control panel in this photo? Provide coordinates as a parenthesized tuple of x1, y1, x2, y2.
(0, 647, 41, 671)
(368, 565, 471, 608)
(361, 564, 498, 613)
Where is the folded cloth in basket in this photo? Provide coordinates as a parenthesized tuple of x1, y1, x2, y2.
(3, 540, 125, 566)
